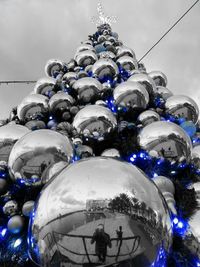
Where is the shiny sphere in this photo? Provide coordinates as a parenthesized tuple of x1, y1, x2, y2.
(22, 201, 35, 217)
(116, 45, 136, 59)
(45, 59, 64, 77)
(25, 120, 46, 131)
(98, 51, 116, 60)
(101, 148, 120, 158)
(76, 145, 93, 158)
(180, 121, 196, 137)
(148, 71, 167, 87)
(3, 200, 18, 216)
(76, 44, 95, 54)
(8, 129, 74, 186)
(117, 56, 138, 71)
(92, 58, 119, 81)
(138, 121, 192, 163)
(42, 161, 68, 185)
(49, 92, 75, 114)
(29, 157, 172, 266)
(7, 215, 24, 234)
(34, 77, 56, 95)
(73, 105, 117, 139)
(191, 146, 200, 177)
(113, 81, 149, 109)
(73, 77, 103, 103)
(0, 178, 7, 195)
(137, 110, 160, 126)
(17, 94, 49, 122)
(155, 86, 173, 100)
(62, 72, 77, 83)
(165, 95, 199, 124)
(75, 50, 98, 68)
(0, 124, 30, 162)
(128, 73, 157, 96)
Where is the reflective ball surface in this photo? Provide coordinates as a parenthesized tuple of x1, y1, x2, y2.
(137, 110, 160, 126)
(45, 59, 64, 77)
(117, 56, 138, 71)
(92, 58, 119, 81)
(98, 51, 116, 60)
(155, 86, 173, 100)
(17, 94, 49, 122)
(3, 200, 18, 216)
(76, 44, 95, 54)
(138, 121, 192, 163)
(165, 95, 199, 124)
(22, 201, 35, 217)
(101, 148, 120, 158)
(75, 50, 98, 67)
(42, 161, 68, 185)
(8, 129, 73, 186)
(25, 120, 46, 131)
(116, 46, 136, 59)
(148, 71, 167, 87)
(128, 73, 157, 96)
(73, 77, 103, 103)
(62, 72, 77, 83)
(113, 81, 149, 109)
(7, 215, 24, 234)
(191, 146, 200, 179)
(34, 77, 56, 95)
(0, 178, 7, 195)
(73, 105, 117, 139)
(29, 157, 172, 267)
(0, 124, 30, 162)
(49, 92, 75, 114)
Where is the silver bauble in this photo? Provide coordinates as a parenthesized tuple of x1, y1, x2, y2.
(34, 77, 56, 95)
(42, 161, 68, 185)
(0, 178, 7, 195)
(73, 77, 103, 103)
(17, 94, 49, 122)
(92, 58, 119, 80)
(25, 120, 46, 130)
(73, 105, 117, 139)
(62, 72, 77, 83)
(98, 51, 116, 60)
(116, 46, 136, 59)
(0, 124, 30, 162)
(75, 50, 98, 68)
(155, 86, 173, 100)
(77, 70, 88, 79)
(22, 201, 35, 217)
(165, 95, 199, 124)
(128, 73, 156, 96)
(113, 81, 149, 109)
(49, 92, 75, 113)
(75, 145, 93, 158)
(3, 200, 18, 216)
(138, 121, 192, 163)
(117, 56, 138, 71)
(7, 215, 24, 234)
(76, 44, 95, 54)
(29, 157, 172, 266)
(8, 129, 73, 186)
(191, 146, 200, 179)
(148, 71, 167, 87)
(137, 110, 160, 127)
(101, 148, 120, 158)
(45, 59, 64, 77)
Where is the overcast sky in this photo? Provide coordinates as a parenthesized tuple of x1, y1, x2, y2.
(0, 0, 199, 119)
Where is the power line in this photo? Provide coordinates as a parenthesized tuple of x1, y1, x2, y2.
(0, 0, 199, 85)
(138, 0, 199, 62)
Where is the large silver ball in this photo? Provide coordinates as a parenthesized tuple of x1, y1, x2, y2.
(165, 95, 199, 124)
(113, 81, 149, 109)
(45, 59, 64, 77)
(138, 121, 192, 163)
(34, 77, 56, 95)
(22, 201, 35, 217)
(191, 146, 200, 179)
(73, 77, 103, 103)
(17, 94, 49, 122)
(42, 161, 68, 185)
(137, 110, 160, 127)
(7, 215, 24, 234)
(29, 157, 172, 266)
(117, 56, 138, 72)
(75, 50, 98, 68)
(3, 200, 18, 216)
(73, 105, 117, 139)
(128, 73, 157, 96)
(8, 129, 73, 186)
(62, 72, 77, 83)
(155, 86, 173, 100)
(49, 92, 75, 114)
(116, 45, 136, 59)
(148, 71, 167, 87)
(0, 124, 30, 162)
(92, 58, 119, 80)
(76, 44, 95, 54)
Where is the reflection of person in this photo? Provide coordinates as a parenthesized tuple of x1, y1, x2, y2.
(116, 226, 123, 246)
(91, 224, 112, 263)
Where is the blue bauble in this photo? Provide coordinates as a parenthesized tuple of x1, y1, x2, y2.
(47, 119, 57, 129)
(94, 44, 106, 54)
(180, 121, 196, 137)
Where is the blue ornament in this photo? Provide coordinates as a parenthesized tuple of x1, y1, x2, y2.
(47, 119, 57, 129)
(94, 44, 106, 54)
(180, 121, 196, 137)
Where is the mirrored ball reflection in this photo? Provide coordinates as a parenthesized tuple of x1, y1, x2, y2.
(29, 157, 172, 267)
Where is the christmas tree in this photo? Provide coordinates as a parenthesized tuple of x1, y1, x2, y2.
(0, 3, 200, 267)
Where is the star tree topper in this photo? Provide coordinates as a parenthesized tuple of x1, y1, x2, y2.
(91, 3, 117, 26)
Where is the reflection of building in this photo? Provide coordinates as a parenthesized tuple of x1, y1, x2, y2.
(86, 199, 110, 211)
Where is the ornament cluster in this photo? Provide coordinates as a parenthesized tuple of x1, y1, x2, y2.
(0, 23, 200, 267)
